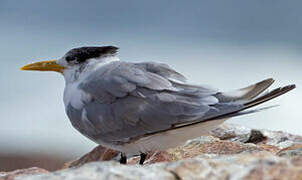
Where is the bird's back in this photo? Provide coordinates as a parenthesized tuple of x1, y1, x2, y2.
(65, 61, 255, 151)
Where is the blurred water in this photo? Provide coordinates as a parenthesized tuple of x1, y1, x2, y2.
(0, 0, 301, 158)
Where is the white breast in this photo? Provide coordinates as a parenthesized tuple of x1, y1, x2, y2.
(63, 82, 90, 109)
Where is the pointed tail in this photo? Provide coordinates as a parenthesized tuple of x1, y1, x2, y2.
(210, 81, 296, 120)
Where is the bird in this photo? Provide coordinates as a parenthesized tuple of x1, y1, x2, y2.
(21, 46, 296, 165)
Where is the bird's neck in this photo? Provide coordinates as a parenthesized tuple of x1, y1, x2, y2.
(63, 56, 120, 84)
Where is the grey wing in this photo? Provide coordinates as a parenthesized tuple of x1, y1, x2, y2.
(75, 61, 241, 144)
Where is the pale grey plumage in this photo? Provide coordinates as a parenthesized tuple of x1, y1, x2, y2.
(67, 61, 250, 146)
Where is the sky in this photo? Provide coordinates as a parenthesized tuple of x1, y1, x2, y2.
(0, 0, 301, 158)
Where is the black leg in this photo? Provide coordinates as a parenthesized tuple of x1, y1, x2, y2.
(139, 153, 147, 165)
(120, 153, 127, 164)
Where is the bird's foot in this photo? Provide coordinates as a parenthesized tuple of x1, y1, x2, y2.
(120, 153, 127, 164)
(139, 153, 147, 165)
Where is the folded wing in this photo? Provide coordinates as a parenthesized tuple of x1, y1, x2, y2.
(73, 61, 294, 144)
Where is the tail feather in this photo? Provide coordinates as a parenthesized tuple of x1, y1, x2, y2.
(215, 78, 275, 103)
(244, 84, 296, 109)
(208, 84, 296, 120)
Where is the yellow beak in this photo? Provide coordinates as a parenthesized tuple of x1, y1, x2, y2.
(21, 60, 65, 73)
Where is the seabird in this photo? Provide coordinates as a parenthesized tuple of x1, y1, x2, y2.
(21, 46, 296, 165)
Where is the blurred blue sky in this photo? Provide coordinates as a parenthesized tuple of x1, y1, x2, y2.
(0, 0, 301, 157)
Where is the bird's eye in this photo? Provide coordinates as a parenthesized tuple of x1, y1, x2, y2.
(66, 56, 76, 62)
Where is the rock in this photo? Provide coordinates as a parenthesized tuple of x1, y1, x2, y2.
(261, 129, 302, 149)
(210, 123, 253, 143)
(0, 167, 48, 180)
(156, 152, 302, 180)
(278, 144, 302, 157)
(211, 123, 302, 149)
(63, 145, 119, 169)
(19, 152, 302, 180)
(19, 162, 175, 180)
(12, 123, 302, 179)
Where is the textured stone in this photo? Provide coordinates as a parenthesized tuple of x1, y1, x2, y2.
(63, 145, 119, 169)
(261, 129, 302, 149)
(19, 152, 302, 180)
(19, 162, 174, 180)
(0, 167, 48, 180)
(155, 152, 302, 180)
(278, 144, 302, 157)
(211, 123, 302, 149)
(211, 123, 253, 143)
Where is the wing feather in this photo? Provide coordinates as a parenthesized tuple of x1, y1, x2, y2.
(74, 61, 240, 144)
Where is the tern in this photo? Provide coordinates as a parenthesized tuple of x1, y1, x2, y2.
(21, 46, 295, 165)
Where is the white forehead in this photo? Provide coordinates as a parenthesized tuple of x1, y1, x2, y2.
(56, 55, 69, 66)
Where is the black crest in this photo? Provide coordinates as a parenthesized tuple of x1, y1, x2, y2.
(65, 46, 119, 63)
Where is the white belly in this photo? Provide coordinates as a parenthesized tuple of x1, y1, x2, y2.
(114, 118, 227, 155)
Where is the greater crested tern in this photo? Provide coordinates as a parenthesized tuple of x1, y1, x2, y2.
(21, 46, 296, 165)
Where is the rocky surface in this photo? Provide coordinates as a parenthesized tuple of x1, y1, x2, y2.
(0, 167, 48, 180)
(4, 123, 302, 179)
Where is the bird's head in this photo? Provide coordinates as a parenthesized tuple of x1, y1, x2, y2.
(21, 46, 119, 79)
